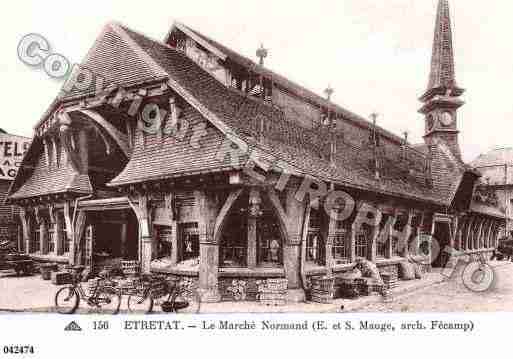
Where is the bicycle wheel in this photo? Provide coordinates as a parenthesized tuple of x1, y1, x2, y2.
(127, 293, 154, 314)
(96, 286, 121, 314)
(55, 286, 80, 314)
(170, 288, 201, 314)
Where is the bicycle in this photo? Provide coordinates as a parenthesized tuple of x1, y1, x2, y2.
(126, 274, 201, 314)
(54, 266, 122, 314)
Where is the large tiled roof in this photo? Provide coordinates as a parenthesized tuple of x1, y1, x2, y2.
(106, 24, 458, 205)
(12, 22, 472, 207)
(60, 25, 166, 100)
(110, 104, 241, 186)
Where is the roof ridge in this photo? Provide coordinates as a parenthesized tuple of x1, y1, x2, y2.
(171, 21, 409, 146)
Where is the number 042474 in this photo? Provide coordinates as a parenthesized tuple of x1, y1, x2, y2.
(3, 345, 35, 355)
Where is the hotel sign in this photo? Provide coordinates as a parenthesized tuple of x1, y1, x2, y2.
(0, 132, 31, 181)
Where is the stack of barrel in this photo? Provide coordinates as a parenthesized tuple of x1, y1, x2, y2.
(310, 276, 335, 304)
(257, 278, 288, 306)
(381, 272, 398, 291)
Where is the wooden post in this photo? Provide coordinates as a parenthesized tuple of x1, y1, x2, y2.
(485, 220, 494, 249)
(325, 212, 336, 276)
(63, 202, 74, 263)
(164, 193, 179, 265)
(73, 211, 87, 265)
(54, 211, 63, 256)
(129, 195, 152, 273)
(19, 208, 31, 254)
(369, 206, 381, 262)
(475, 218, 484, 250)
(120, 222, 128, 259)
(399, 210, 412, 258)
(196, 189, 220, 303)
(455, 217, 464, 251)
(349, 222, 356, 262)
(40, 220, 48, 254)
(477, 219, 486, 249)
(267, 187, 306, 302)
(48, 204, 58, 255)
(388, 210, 399, 258)
(465, 217, 475, 252)
(247, 188, 260, 269)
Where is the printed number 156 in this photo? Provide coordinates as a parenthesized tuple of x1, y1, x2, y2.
(93, 321, 109, 330)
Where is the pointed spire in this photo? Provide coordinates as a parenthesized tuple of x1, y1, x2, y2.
(421, 0, 464, 100)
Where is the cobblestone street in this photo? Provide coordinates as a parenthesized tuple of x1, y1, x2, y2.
(355, 261, 513, 313)
(1, 261, 511, 314)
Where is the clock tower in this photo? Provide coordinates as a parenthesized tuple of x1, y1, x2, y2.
(419, 0, 464, 161)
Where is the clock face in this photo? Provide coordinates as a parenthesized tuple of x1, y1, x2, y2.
(440, 112, 453, 127)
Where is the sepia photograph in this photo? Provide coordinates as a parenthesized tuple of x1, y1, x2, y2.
(0, 0, 512, 356)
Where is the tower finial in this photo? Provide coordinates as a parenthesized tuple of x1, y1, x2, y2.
(324, 85, 334, 101)
(421, 0, 464, 101)
(419, 0, 464, 162)
(256, 43, 268, 66)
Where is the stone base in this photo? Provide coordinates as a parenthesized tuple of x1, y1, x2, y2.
(199, 288, 221, 303)
(286, 288, 306, 303)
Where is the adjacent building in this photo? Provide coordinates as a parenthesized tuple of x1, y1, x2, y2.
(6, 0, 505, 302)
(471, 147, 513, 235)
(0, 128, 31, 248)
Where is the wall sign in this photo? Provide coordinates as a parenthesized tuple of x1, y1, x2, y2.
(0, 132, 31, 180)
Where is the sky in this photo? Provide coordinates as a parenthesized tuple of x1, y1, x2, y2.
(0, 0, 512, 163)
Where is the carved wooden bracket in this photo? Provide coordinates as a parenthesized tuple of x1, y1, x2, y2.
(18, 207, 31, 242)
(129, 195, 151, 238)
(63, 201, 73, 239)
(164, 193, 176, 221)
(34, 207, 42, 225)
(48, 204, 56, 224)
(213, 189, 243, 244)
(267, 187, 306, 246)
(58, 121, 81, 173)
(196, 190, 220, 245)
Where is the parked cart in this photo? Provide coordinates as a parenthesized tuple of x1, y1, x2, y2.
(0, 241, 35, 276)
